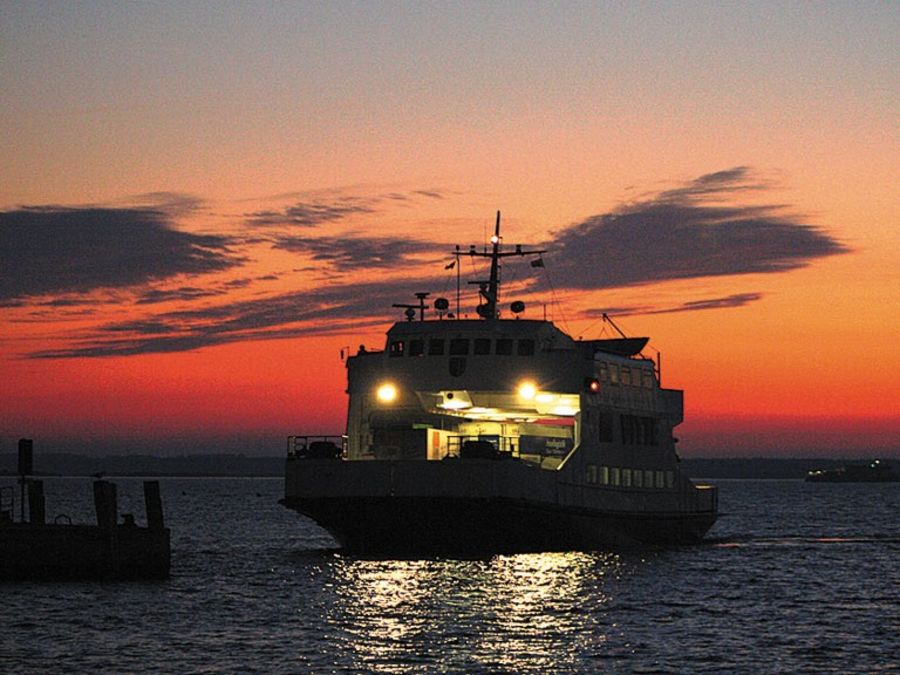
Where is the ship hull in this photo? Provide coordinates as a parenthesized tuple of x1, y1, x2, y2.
(281, 494, 716, 554)
(284, 458, 716, 554)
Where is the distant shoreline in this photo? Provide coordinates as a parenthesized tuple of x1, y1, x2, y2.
(2, 453, 898, 480)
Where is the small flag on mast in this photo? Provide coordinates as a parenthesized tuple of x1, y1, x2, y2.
(445, 260, 456, 270)
(530, 257, 544, 268)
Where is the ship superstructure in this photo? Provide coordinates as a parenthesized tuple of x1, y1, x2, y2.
(282, 213, 717, 552)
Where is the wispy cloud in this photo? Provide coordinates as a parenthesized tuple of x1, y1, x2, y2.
(0, 206, 241, 302)
(13, 170, 850, 359)
(274, 234, 446, 271)
(245, 201, 375, 227)
(136, 286, 225, 305)
(28, 276, 445, 358)
(582, 292, 764, 318)
(547, 167, 848, 290)
(244, 188, 446, 228)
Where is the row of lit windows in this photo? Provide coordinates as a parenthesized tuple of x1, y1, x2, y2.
(389, 337, 537, 358)
(585, 465, 674, 489)
(598, 362, 655, 389)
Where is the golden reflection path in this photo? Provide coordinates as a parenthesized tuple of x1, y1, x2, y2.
(322, 551, 629, 673)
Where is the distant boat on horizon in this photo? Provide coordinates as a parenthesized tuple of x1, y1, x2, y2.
(806, 459, 900, 483)
(281, 212, 718, 553)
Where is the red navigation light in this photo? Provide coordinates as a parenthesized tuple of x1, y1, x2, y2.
(585, 377, 601, 393)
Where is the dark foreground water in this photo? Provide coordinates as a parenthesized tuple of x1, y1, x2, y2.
(2, 477, 899, 673)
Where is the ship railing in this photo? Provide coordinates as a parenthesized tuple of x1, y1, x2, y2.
(287, 435, 347, 460)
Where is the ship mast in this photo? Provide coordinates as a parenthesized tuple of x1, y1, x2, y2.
(485, 210, 502, 318)
(467, 211, 545, 319)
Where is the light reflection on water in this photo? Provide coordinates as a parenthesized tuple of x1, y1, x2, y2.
(321, 551, 630, 673)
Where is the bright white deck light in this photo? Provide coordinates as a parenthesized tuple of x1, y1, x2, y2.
(376, 383, 398, 403)
(517, 381, 537, 401)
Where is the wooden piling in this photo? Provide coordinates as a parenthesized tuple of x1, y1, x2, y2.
(27, 480, 45, 525)
(93, 480, 119, 575)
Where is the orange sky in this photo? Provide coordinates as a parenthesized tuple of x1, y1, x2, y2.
(1, 3, 897, 456)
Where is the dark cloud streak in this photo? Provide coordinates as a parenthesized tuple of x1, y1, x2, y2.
(548, 167, 848, 290)
(0, 207, 241, 302)
(274, 235, 446, 271)
(246, 201, 374, 227)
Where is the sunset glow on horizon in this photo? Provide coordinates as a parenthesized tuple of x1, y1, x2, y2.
(2, 2, 897, 457)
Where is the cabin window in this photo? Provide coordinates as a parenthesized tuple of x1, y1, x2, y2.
(622, 468, 632, 487)
(517, 339, 535, 356)
(598, 363, 608, 383)
(621, 367, 631, 386)
(642, 370, 655, 389)
(645, 470, 654, 488)
(449, 338, 469, 355)
(598, 413, 614, 443)
(610, 467, 621, 487)
(586, 465, 597, 484)
(620, 415, 633, 445)
(389, 340, 404, 357)
(600, 466, 609, 485)
(609, 365, 620, 385)
(473, 338, 491, 355)
(666, 471, 675, 489)
(655, 471, 665, 489)
(495, 338, 513, 355)
(428, 339, 445, 356)
(409, 339, 424, 357)
(633, 470, 643, 488)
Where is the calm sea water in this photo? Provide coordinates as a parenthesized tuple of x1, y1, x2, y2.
(2, 476, 899, 673)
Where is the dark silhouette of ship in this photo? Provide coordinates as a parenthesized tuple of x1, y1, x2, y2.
(281, 213, 718, 553)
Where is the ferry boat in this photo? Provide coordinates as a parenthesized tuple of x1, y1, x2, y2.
(282, 213, 718, 553)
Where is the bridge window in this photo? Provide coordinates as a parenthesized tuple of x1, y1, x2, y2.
(517, 339, 535, 356)
(473, 338, 491, 355)
(598, 413, 614, 443)
(621, 367, 631, 386)
(609, 365, 619, 385)
(496, 338, 513, 355)
(409, 339, 424, 357)
(642, 370, 655, 389)
(389, 340, 404, 357)
(449, 338, 469, 355)
(428, 339, 445, 355)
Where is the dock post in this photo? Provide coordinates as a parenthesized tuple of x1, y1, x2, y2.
(18, 438, 33, 523)
(143, 481, 165, 530)
(28, 480, 45, 525)
(93, 480, 119, 575)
